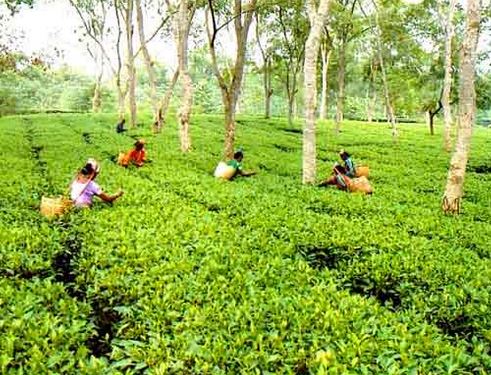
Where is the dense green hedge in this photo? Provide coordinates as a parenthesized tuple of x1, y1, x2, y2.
(0, 113, 490, 373)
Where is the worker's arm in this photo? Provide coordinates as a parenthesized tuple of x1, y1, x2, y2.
(97, 190, 124, 203)
(237, 169, 256, 177)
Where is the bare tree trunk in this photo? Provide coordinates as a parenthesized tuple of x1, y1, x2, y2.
(303, 0, 330, 184)
(443, 0, 456, 151)
(255, 14, 273, 119)
(287, 93, 295, 127)
(223, 93, 236, 159)
(92, 69, 103, 113)
(176, 0, 194, 152)
(135, 0, 159, 129)
(206, 0, 257, 159)
(366, 58, 377, 123)
(372, 0, 397, 138)
(264, 59, 273, 119)
(156, 69, 179, 132)
(124, 0, 137, 128)
(319, 44, 331, 120)
(442, 0, 480, 215)
(335, 40, 346, 133)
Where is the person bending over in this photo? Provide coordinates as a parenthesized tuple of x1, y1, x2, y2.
(70, 159, 123, 208)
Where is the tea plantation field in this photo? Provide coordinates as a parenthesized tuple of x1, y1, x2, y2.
(1, 113, 490, 374)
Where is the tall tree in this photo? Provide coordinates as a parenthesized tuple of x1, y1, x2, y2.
(76, 0, 108, 113)
(274, 0, 308, 128)
(442, 0, 481, 214)
(254, 11, 274, 119)
(303, 0, 331, 184)
(371, 0, 397, 138)
(120, 0, 137, 128)
(442, 0, 457, 151)
(135, 0, 159, 129)
(319, 29, 333, 120)
(169, 0, 196, 152)
(206, 0, 257, 159)
(333, 0, 354, 132)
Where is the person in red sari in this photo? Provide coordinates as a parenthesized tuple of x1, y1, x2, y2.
(118, 139, 147, 167)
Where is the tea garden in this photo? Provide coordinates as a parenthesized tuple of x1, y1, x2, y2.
(0, 113, 490, 374)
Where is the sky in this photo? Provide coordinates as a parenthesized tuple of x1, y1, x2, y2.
(1, 0, 179, 76)
(1, 0, 489, 77)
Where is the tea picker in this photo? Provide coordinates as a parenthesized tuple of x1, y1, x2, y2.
(70, 159, 123, 207)
(117, 139, 147, 168)
(339, 149, 369, 178)
(319, 163, 373, 195)
(40, 158, 123, 218)
(214, 149, 256, 180)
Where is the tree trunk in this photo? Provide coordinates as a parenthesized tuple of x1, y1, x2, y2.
(92, 78, 102, 113)
(319, 45, 331, 120)
(426, 110, 435, 135)
(373, 1, 397, 138)
(116, 77, 127, 121)
(206, 0, 257, 160)
(176, 0, 193, 152)
(442, 0, 480, 215)
(264, 58, 273, 119)
(223, 93, 236, 159)
(287, 93, 295, 128)
(366, 59, 377, 123)
(135, 0, 159, 129)
(335, 40, 346, 133)
(156, 69, 179, 132)
(303, 0, 330, 184)
(443, 0, 456, 151)
(124, 0, 137, 128)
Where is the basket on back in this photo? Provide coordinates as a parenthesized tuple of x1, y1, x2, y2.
(40, 196, 73, 218)
(355, 165, 369, 178)
(214, 162, 236, 180)
(348, 176, 373, 194)
(117, 152, 131, 167)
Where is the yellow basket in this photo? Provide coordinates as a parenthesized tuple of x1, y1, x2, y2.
(348, 176, 373, 195)
(117, 152, 130, 166)
(40, 196, 73, 218)
(355, 165, 370, 178)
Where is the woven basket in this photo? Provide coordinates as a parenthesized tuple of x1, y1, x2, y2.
(214, 162, 236, 180)
(40, 196, 73, 218)
(355, 165, 370, 178)
(348, 176, 373, 194)
(117, 152, 130, 166)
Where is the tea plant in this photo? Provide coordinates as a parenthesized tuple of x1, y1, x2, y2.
(0, 113, 490, 373)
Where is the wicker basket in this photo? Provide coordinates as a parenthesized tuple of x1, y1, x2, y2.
(355, 165, 370, 178)
(117, 152, 130, 166)
(40, 196, 73, 218)
(214, 162, 236, 180)
(348, 176, 373, 194)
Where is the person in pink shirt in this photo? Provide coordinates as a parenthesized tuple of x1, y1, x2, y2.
(70, 159, 123, 208)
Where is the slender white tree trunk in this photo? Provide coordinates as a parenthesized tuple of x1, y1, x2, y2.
(303, 0, 331, 184)
(135, 0, 159, 130)
(443, 0, 457, 151)
(156, 70, 179, 132)
(442, 0, 480, 214)
(372, 0, 397, 138)
(124, 0, 137, 128)
(176, 0, 193, 152)
(319, 45, 331, 120)
(335, 41, 346, 133)
(92, 66, 103, 113)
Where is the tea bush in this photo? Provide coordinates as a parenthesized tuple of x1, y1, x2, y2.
(0, 113, 490, 373)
